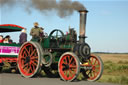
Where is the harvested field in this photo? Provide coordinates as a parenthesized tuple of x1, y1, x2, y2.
(92, 53, 128, 85)
(92, 53, 128, 63)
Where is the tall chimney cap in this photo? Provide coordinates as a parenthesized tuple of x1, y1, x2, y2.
(78, 10, 88, 13)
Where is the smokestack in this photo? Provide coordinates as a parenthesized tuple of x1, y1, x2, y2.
(79, 10, 88, 44)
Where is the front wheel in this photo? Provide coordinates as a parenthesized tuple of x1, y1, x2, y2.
(82, 55, 103, 81)
(58, 52, 80, 81)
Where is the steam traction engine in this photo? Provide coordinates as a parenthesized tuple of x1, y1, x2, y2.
(17, 10, 103, 81)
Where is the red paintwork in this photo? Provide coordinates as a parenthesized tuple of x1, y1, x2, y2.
(18, 43, 38, 76)
(0, 24, 25, 29)
(87, 55, 101, 80)
(0, 57, 17, 63)
(0, 40, 3, 43)
(59, 54, 77, 80)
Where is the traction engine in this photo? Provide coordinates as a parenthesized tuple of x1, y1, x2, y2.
(17, 10, 103, 81)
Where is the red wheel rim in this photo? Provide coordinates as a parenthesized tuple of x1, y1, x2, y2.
(18, 43, 39, 76)
(86, 55, 101, 80)
(59, 54, 78, 81)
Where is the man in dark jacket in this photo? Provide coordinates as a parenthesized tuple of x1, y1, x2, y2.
(19, 28, 27, 44)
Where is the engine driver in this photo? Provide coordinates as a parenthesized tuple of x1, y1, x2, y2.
(30, 22, 43, 41)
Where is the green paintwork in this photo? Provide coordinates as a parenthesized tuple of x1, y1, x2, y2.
(52, 52, 64, 63)
(0, 24, 24, 33)
(0, 43, 21, 47)
(0, 55, 17, 57)
(65, 34, 71, 41)
(43, 37, 50, 48)
(29, 29, 76, 64)
(61, 45, 72, 48)
(0, 26, 21, 31)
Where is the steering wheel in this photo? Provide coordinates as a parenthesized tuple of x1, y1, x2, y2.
(49, 29, 64, 47)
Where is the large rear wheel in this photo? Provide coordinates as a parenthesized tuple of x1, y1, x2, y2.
(18, 42, 42, 78)
(82, 55, 103, 81)
(58, 52, 80, 81)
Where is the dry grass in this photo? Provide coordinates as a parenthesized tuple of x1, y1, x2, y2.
(92, 53, 128, 63)
(92, 53, 128, 85)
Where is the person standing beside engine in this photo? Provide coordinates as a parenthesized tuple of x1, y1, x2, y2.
(19, 28, 27, 45)
(30, 22, 43, 41)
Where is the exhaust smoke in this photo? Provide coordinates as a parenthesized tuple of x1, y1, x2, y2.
(0, 0, 86, 18)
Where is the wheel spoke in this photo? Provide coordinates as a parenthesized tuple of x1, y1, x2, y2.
(91, 58, 94, 65)
(64, 70, 68, 76)
(68, 56, 70, 63)
(69, 69, 73, 76)
(27, 67, 31, 73)
(31, 56, 38, 60)
(20, 56, 26, 59)
(94, 59, 97, 65)
(64, 57, 68, 64)
(69, 57, 73, 65)
(93, 63, 100, 66)
(70, 65, 76, 68)
(24, 47, 30, 56)
(95, 67, 100, 70)
(34, 52, 38, 57)
(22, 51, 27, 57)
(28, 47, 31, 56)
(66, 56, 69, 64)
(21, 59, 25, 66)
(62, 61, 67, 65)
(31, 61, 37, 66)
(30, 45, 34, 52)
(31, 59, 38, 62)
(31, 63, 36, 71)
(30, 49, 36, 57)
(22, 63, 29, 69)
(72, 61, 76, 66)
(29, 64, 33, 72)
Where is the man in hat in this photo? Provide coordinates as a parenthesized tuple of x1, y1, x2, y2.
(30, 22, 43, 41)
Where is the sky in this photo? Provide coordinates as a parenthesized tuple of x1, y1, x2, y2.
(0, 0, 128, 53)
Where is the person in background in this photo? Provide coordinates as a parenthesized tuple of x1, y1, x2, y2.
(7, 35, 13, 43)
(30, 22, 43, 41)
(3, 36, 9, 43)
(0, 35, 3, 43)
(3, 35, 13, 44)
(40, 27, 44, 37)
(19, 28, 27, 45)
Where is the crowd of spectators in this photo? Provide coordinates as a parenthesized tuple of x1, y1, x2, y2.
(0, 29, 27, 44)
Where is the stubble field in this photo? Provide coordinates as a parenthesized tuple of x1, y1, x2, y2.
(93, 53, 128, 85)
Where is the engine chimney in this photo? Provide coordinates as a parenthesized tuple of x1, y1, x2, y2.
(79, 10, 88, 44)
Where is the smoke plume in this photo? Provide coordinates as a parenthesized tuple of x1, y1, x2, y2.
(0, 0, 86, 18)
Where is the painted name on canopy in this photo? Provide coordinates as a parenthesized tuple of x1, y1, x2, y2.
(0, 46, 20, 55)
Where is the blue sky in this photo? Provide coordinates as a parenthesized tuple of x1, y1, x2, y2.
(0, 0, 128, 53)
